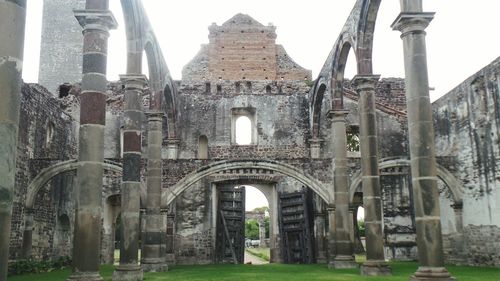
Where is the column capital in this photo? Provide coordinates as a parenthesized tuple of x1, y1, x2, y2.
(165, 138, 181, 145)
(327, 109, 349, 122)
(391, 12, 434, 35)
(145, 111, 163, 121)
(74, 9, 118, 32)
(119, 74, 149, 89)
(351, 75, 380, 92)
(308, 138, 324, 145)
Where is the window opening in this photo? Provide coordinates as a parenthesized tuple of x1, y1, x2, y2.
(198, 135, 208, 159)
(235, 116, 252, 145)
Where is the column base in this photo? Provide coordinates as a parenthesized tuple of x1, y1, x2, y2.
(141, 259, 168, 272)
(67, 272, 103, 281)
(112, 264, 143, 281)
(165, 253, 176, 263)
(270, 248, 282, 263)
(410, 267, 456, 281)
(328, 255, 358, 269)
(360, 260, 392, 276)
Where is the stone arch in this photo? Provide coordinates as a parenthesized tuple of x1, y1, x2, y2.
(332, 40, 355, 109)
(356, 0, 381, 75)
(121, 0, 179, 138)
(162, 159, 330, 206)
(348, 158, 465, 204)
(310, 0, 382, 114)
(310, 82, 327, 139)
(25, 159, 123, 209)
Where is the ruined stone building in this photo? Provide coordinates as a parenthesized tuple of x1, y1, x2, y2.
(0, 0, 498, 280)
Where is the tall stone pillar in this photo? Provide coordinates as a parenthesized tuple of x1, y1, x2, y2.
(165, 138, 180, 160)
(0, 1, 26, 278)
(112, 75, 146, 281)
(21, 209, 34, 259)
(141, 111, 168, 272)
(352, 75, 391, 275)
(68, 4, 117, 281)
(314, 212, 327, 263)
(165, 212, 175, 263)
(309, 138, 323, 159)
(258, 213, 266, 247)
(392, 1, 456, 280)
(327, 110, 357, 269)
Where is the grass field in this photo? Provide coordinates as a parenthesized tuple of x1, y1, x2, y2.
(8, 262, 500, 281)
(246, 247, 271, 261)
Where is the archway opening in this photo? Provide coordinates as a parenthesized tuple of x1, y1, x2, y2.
(243, 185, 270, 264)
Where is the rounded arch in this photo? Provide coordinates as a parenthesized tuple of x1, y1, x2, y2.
(162, 159, 330, 206)
(356, 0, 382, 75)
(120, 0, 179, 138)
(348, 158, 465, 204)
(310, 83, 327, 139)
(331, 39, 355, 110)
(26, 160, 123, 209)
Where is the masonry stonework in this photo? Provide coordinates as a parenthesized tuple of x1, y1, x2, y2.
(2, 3, 500, 281)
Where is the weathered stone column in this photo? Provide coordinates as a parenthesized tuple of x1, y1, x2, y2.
(451, 203, 463, 233)
(165, 138, 180, 160)
(112, 75, 146, 281)
(327, 110, 357, 269)
(258, 213, 266, 247)
(309, 138, 323, 159)
(0, 1, 26, 278)
(314, 212, 327, 263)
(348, 205, 356, 245)
(21, 209, 34, 259)
(352, 75, 391, 276)
(68, 4, 117, 281)
(141, 111, 168, 272)
(165, 212, 175, 263)
(392, 1, 456, 280)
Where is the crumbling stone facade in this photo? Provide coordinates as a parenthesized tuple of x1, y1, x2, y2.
(2, 2, 500, 281)
(433, 57, 500, 267)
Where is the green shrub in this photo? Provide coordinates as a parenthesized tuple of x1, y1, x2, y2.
(358, 219, 365, 237)
(8, 256, 71, 276)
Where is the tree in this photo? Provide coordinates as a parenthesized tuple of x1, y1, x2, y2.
(357, 219, 365, 237)
(245, 219, 259, 240)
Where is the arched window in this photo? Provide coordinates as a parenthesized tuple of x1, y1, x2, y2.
(198, 135, 208, 159)
(231, 108, 256, 145)
(58, 214, 70, 232)
(235, 116, 252, 145)
(266, 85, 272, 94)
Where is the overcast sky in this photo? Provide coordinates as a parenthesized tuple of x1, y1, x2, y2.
(23, 0, 499, 102)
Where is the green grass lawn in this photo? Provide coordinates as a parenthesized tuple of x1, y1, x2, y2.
(246, 247, 271, 261)
(8, 262, 500, 281)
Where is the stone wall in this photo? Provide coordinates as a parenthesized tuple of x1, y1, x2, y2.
(9, 84, 78, 259)
(433, 57, 500, 266)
